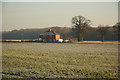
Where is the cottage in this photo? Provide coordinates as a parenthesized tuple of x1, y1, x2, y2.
(40, 29, 60, 42)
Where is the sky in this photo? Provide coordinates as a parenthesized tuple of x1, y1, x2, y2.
(2, 2, 118, 31)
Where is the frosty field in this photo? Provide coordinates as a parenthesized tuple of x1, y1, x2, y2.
(2, 42, 119, 78)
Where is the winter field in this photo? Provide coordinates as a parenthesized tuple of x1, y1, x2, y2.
(2, 42, 119, 78)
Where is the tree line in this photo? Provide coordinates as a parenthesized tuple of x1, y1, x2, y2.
(71, 15, 120, 42)
(1, 15, 119, 41)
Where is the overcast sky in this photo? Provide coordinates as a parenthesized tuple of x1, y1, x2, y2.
(2, 2, 118, 31)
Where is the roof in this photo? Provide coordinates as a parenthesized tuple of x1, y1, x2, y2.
(40, 29, 59, 35)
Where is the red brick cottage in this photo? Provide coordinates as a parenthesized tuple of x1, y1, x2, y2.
(40, 29, 60, 42)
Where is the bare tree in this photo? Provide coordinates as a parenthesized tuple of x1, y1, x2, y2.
(72, 15, 91, 41)
(97, 25, 109, 42)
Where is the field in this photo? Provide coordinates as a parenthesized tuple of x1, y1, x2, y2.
(2, 42, 119, 78)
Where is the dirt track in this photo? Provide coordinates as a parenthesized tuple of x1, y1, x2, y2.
(78, 41, 120, 44)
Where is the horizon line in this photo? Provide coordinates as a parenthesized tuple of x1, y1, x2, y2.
(2, 25, 114, 32)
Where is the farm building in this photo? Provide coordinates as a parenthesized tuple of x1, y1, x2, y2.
(40, 29, 60, 42)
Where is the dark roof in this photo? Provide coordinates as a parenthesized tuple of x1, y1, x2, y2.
(40, 29, 59, 35)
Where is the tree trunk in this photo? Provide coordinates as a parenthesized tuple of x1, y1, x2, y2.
(101, 35, 104, 42)
(80, 35, 83, 41)
(78, 35, 80, 41)
(78, 33, 83, 41)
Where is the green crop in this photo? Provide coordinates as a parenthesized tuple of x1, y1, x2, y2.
(2, 42, 118, 78)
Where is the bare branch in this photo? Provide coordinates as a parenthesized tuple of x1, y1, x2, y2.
(72, 15, 91, 41)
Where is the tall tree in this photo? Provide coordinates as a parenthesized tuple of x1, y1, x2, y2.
(71, 15, 91, 41)
(97, 25, 109, 42)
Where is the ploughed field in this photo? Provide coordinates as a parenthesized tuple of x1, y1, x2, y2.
(2, 42, 118, 78)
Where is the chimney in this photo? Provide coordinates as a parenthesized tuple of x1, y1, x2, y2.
(49, 29, 51, 32)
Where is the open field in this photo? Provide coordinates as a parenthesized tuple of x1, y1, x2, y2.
(2, 42, 119, 78)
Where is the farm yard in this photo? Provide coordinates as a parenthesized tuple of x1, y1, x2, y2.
(2, 42, 119, 78)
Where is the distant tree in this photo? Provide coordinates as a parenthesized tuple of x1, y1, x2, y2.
(62, 34, 68, 40)
(113, 22, 120, 35)
(12, 29, 18, 32)
(97, 25, 109, 42)
(71, 15, 91, 41)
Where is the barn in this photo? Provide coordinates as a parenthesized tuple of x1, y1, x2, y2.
(40, 29, 60, 42)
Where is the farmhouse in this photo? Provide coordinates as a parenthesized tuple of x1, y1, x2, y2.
(40, 29, 60, 42)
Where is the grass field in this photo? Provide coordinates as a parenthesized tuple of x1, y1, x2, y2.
(2, 42, 119, 78)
